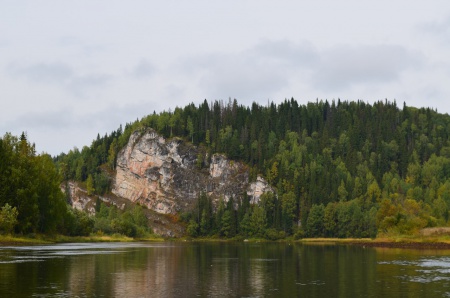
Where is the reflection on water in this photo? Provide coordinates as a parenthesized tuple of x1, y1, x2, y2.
(379, 256, 450, 286)
(0, 242, 450, 297)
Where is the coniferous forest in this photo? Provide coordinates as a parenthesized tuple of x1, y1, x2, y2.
(2, 98, 450, 239)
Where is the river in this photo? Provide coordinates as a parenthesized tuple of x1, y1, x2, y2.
(0, 241, 449, 297)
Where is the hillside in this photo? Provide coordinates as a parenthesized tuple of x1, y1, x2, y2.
(52, 98, 450, 238)
(2, 98, 450, 239)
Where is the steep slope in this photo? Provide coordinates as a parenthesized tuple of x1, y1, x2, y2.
(66, 128, 272, 236)
(65, 181, 185, 237)
(112, 129, 271, 214)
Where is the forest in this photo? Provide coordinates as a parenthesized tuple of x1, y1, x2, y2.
(2, 98, 450, 239)
(52, 98, 450, 239)
(0, 133, 150, 237)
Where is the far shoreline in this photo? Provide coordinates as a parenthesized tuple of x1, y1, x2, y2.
(0, 234, 164, 246)
(3, 234, 450, 250)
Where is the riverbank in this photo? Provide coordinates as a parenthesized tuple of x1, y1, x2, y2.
(178, 235, 450, 249)
(3, 233, 450, 249)
(0, 234, 165, 246)
(300, 235, 450, 249)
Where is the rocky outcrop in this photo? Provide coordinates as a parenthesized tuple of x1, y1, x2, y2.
(247, 176, 273, 204)
(63, 181, 186, 237)
(64, 129, 274, 237)
(63, 181, 97, 215)
(112, 129, 273, 214)
(63, 181, 127, 215)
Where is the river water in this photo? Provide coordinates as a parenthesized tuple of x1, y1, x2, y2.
(0, 241, 450, 297)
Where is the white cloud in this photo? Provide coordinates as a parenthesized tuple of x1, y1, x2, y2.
(67, 73, 113, 98)
(130, 59, 156, 79)
(310, 45, 424, 91)
(252, 39, 319, 68)
(180, 40, 318, 102)
(3, 108, 73, 131)
(7, 62, 74, 84)
(6, 61, 113, 98)
(176, 41, 429, 105)
(420, 15, 450, 44)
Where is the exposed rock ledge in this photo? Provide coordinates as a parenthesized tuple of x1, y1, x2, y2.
(63, 181, 127, 215)
(63, 129, 274, 237)
(112, 129, 273, 214)
(62, 181, 185, 237)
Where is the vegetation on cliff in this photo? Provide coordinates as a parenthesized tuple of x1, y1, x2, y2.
(51, 98, 450, 239)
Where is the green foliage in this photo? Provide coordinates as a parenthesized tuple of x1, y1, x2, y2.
(54, 124, 123, 195)
(34, 154, 68, 234)
(187, 220, 199, 237)
(0, 133, 70, 234)
(0, 204, 18, 234)
(220, 210, 233, 237)
(49, 99, 450, 239)
(281, 191, 297, 234)
(65, 208, 94, 236)
(238, 211, 252, 237)
(247, 205, 267, 237)
(306, 204, 325, 237)
(93, 202, 152, 238)
(86, 174, 95, 196)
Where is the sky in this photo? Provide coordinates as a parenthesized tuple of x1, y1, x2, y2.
(1, 1, 450, 156)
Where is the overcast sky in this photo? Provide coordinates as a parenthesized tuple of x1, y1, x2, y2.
(1, 1, 450, 155)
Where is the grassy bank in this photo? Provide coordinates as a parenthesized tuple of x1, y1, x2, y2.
(297, 231, 450, 249)
(0, 234, 165, 246)
(180, 231, 450, 249)
(4, 229, 450, 249)
(0, 235, 52, 246)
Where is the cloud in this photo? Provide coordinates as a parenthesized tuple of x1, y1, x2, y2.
(0, 102, 145, 155)
(6, 61, 113, 98)
(165, 84, 187, 101)
(311, 44, 423, 91)
(131, 59, 156, 79)
(7, 62, 74, 84)
(1, 108, 74, 131)
(199, 58, 288, 101)
(178, 40, 426, 101)
(67, 73, 113, 97)
(56, 36, 107, 57)
(180, 39, 318, 101)
(252, 39, 319, 68)
(419, 16, 450, 44)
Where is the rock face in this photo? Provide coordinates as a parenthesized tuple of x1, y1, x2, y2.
(63, 181, 126, 215)
(112, 129, 272, 214)
(247, 176, 273, 204)
(64, 129, 274, 237)
(63, 180, 187, 237)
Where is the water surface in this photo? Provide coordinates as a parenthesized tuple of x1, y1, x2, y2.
(1, 242, 450, 297)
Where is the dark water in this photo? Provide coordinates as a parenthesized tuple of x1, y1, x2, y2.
(1, 242, 450, 297)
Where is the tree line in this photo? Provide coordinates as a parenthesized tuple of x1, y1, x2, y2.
(53, 98, 450, 238)
(0, 132, 152, 237)
(0, 133, 70, 234)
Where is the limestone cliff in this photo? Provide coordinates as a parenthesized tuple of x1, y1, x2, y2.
(64, 129, 273, 236)
(112, 129, 272, 214)
(65, 181, 97, 214)
(63, 181, 185, 237)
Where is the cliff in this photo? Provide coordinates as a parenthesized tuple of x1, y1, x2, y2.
(65, 129, 273, 236)
(112, 129, 272, 214)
